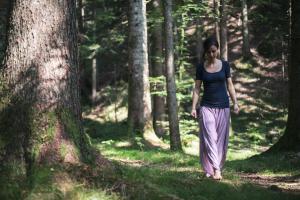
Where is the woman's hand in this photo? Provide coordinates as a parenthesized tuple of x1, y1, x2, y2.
(233, 103, 239, 114)
(191, 108, 197, 118)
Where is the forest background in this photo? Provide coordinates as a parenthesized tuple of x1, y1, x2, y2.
(0, 0, 299, 199)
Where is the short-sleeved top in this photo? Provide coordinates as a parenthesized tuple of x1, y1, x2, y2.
(195, 60, 231, 108)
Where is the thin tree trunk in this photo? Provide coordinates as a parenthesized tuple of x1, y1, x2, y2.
(241, 0, 251, 59)
(213, 0, 220, 43)
(163, 0, 182, 151)
(268, 0, 300, 152)
(151, 0, 166, 137)
(0, 0, 92, 175)
(128, 0, 164, 146)
(91, 7, 97, 105)
(220, 0, 228, 60)
(92, 57, 97, 104)
(196, 18, 204, 64)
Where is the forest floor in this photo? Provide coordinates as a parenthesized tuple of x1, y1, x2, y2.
(81, 119, 300, 200)
(4, 58, 299, 200)
(77, 56, 300, 200)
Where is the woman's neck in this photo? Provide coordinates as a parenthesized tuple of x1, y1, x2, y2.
(206, 58, 217, 65)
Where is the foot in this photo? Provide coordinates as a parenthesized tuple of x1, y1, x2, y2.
(212, 170, 222, 180)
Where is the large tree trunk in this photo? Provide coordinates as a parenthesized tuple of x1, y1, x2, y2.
(163, 0, 182, 151)
(268, 0, 300, 152)
(0, 0, 9, 61)
(241, 0, 251, 59)
(151, 0, 166, 137)
(220, 0, 228, 60)
(0, 0, 91, 175)
(128, 0, 164, 146)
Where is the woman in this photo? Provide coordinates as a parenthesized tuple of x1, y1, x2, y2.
(191, 37, 239, 180)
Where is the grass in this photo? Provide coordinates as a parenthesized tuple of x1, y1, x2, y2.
(92, 133, 300, 200)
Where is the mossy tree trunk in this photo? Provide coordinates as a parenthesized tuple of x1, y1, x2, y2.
(163, 0, 182, 151)
(0, 0, 91, 176)
(268, 0, 300, 152)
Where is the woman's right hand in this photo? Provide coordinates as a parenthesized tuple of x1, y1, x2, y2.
(191, 108, 197, 118)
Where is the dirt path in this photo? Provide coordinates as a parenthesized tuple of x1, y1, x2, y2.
(240, 173, 300, 195)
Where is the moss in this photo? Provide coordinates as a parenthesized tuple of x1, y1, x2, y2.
(59, 143, 68, 159)
(59, 108, 94, 163)
(29, 111, 59, 161)
(60, 109, 81, 145)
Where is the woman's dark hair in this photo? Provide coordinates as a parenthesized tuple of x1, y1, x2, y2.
(202, 36, 219, 61)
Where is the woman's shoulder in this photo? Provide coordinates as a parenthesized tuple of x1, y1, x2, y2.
(220, 59, 230, 69)
(220, 59, 229, 65)
(196, 62, 205, 67)
(196, 62, 205, 71)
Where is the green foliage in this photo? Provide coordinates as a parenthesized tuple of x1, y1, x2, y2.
(79, 0, 129, 105)
(149, 76, 167, 97)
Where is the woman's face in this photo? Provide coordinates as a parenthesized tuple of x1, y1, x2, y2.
(206, 45, 218, 60)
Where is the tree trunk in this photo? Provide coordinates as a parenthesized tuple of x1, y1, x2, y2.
(213, 0, 220, 44)
(128, 0, 164, 146)
(268, 0, 300, 152)
(196, 18, 204, 64)
(0, 0, 91, 175)
(0, 0, 9, 62)
(92, 57, 97, 104)
(163, 0, 182, 151)
(241, 0, 251, 59)
(220, 0, 228, 60)
(151, 0, 166, 137)
(77, 0, 84, 33)
(91, 7, 97, 105)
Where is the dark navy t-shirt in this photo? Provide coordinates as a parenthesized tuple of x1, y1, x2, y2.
(195, 60, 231, 108)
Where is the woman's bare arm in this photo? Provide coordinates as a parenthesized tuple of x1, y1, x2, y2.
(226, 77, 239, 114)
(191, 80, 202, 118)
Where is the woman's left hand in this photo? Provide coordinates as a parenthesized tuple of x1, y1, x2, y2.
(233, 103, 239, 114)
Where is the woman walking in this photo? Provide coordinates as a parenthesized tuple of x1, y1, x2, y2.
(191, 37, 239, 180)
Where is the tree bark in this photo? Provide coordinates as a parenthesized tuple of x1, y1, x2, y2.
(163, 0, 182, 151)
(128, 0, 163, 146)
(213, 0, 220, 44)
(0, 0, 91, 175)
(268, 0, 300, 152)
(91, 7, 97, 105)
(220, 0, 228, 60)
(92, 57, 97, 104)
(196, 18, 204, 64)
(241, 0, 251, 59)
(151, 0, 166, 137)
